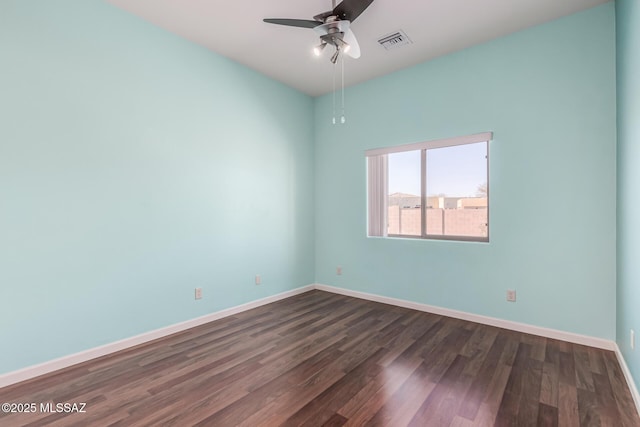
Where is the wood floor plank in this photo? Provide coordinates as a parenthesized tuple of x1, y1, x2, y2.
(515, 355, 543, 427)
(558, 381, 581, 427)
(592, 371, 622, 426)
(521, 333, 547, 363)
(537, 402, 559, 427)
(457, 330, 508, 420)
(336, 350, 423, 422)
(450, 415, 478, 427)
(407, 354, 474, 427)
(588, 346, 607, 376)
(192, 346, 347, 426)
(276, 349, 387, 426)
(498, 330, 521, 367)
(574, 345, 596, 392)
(460, 325, 499, 377)
(494, 343, 531, 426)
(559, 348, 577, 387)
(577, 388, 602, 426)
(321, 413, 348, 427)
(602, 350, 640, 427)
(1, 290, 638, 427)
(545, 338, 562, 365)
(358, 361, 437, 427)
(471, 356, 513, 426)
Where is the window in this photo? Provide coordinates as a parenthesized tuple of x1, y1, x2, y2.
(367, 132, 491, 242)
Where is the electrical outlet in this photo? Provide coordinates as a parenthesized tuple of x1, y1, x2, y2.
(195, 288, 202, 300)
(336, 266, 342, 275)
(506, 289, 516, 302)
(631, 329, 635, 350)
(255, 274, 261, 285)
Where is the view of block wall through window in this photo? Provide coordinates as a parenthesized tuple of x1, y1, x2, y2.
(387, 199, 488, 237)
(368, 133, 491, 241)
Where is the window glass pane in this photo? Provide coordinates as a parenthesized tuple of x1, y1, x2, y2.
(426, 142, 487, 238)
(388, 150, 421, 236)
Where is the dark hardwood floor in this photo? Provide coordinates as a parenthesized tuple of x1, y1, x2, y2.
(1, 290, 638, 426)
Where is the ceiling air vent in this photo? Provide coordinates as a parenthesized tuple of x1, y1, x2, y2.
(377, 30, 412, 50)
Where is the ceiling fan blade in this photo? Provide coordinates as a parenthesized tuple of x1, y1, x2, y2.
(263, 18, 322, 29)
(343, 28, 361, 59)
(332, 0, 374, 23)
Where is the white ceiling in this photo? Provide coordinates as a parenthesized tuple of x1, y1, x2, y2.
(106, 0, 608, 97)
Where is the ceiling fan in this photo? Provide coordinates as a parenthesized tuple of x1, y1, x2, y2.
(263, 0, 375, 63)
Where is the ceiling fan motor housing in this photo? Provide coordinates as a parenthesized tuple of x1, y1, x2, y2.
(315, 21, 350, 48)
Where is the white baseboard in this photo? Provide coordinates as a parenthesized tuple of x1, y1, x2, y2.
(314, 284, 616, 351)
(0, 283, 627, 393)
(614, 344, 640, 417)
(0, 285, 314, 389)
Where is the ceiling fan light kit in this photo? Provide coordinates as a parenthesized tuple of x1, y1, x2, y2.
(313, 42, 327, 56)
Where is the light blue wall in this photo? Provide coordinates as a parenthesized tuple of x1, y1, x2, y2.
(315, 4, 617, 339)
(616, 0, 640, 391)
(0, 0, 315, 374)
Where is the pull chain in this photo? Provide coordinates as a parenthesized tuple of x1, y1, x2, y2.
(331, 47, 346, 125)
(332, 57, 336, 124)
(341, 51, 346, 124)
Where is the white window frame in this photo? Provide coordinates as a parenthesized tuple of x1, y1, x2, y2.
(366, 132, 492, 242)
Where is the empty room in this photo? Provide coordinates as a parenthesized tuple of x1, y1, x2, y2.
(1, 0, 639, 425)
